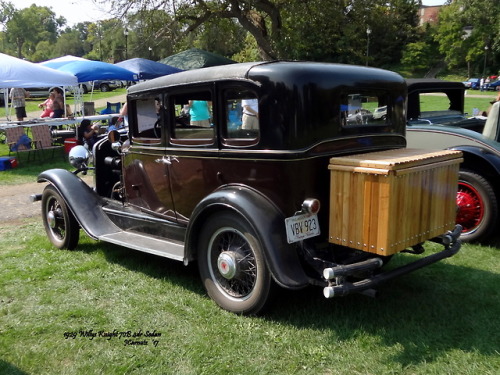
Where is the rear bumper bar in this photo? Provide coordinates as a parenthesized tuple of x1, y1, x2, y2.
(323, 225, 462, 298)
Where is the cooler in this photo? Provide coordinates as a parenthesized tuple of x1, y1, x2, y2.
(64, 138, 79, 153)
(9, 157, 17, 168)
(328, 148, 463, 256)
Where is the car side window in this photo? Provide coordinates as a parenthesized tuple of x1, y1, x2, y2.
(170, 91, 214, 146)
(130, 95, 162, 144)
(222, 89, 259, 146)
(340, 91, 391, 127)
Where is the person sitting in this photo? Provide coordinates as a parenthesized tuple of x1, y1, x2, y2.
(39, 92, 55, 118)
(78, 119, 99, 149)
(51, 87, 65, 118)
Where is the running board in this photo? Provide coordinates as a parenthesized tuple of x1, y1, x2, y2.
(99, 230, 185, 261)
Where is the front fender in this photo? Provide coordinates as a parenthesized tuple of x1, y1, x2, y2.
(185, 185, 310, 290)
(37, 169, 119, 239)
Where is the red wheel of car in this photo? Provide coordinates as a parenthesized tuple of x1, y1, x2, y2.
(456, 170, 497, 242)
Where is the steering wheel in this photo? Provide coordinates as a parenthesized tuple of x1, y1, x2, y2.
(153, 119, 161, 138)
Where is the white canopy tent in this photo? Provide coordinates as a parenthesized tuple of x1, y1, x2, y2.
(0, 53, 77, 88)
(0, 53, 78, 120)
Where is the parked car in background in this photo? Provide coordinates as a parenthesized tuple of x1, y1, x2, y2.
(486, 79, 500, 91)
(78, 80, 122, 93)
(14, 86, 75, 98)
(462, 78, 480, 89)
(406, 78, 499, 242)
(33, 62, 462, 315)
(23, 87, 53, 98)
(372, 105, 387, 120)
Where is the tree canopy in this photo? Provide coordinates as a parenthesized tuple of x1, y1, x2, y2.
(0, 0, 498, 78)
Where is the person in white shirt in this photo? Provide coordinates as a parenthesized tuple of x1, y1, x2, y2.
(241, 98, 259, 130)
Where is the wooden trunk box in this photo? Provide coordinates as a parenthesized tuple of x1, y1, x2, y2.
(328, 148, 463, 256)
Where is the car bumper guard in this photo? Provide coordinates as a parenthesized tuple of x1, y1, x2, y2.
(323, 225, 462, 298)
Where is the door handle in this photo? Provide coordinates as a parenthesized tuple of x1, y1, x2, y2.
(155, 156, 179, 165)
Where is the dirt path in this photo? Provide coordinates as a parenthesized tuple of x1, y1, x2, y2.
(0, 175, 93, 222)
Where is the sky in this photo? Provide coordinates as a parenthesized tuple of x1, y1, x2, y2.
(12, 0, 113, 26)
(12, 0, 448, 27)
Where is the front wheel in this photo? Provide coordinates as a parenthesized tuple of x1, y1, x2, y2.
(41, 185, 80, 250)
(100, 84, 110, 92)
(456, 169, 498, 242)
(197, 212, 273, 315)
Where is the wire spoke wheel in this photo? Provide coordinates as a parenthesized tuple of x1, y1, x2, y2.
(198, 212, 273, 315)
(209, 228, 257, 299)
(41, 185, 80, 250)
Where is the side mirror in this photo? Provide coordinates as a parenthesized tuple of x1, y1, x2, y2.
(68, 145, 90, 170)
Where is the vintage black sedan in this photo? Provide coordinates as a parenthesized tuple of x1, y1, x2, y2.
(33, 62, 462, 314)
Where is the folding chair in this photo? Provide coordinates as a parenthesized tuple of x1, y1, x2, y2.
(31, 124, 64, 161)
(100, 102, 121, 115)
(5, 126, 38, 162)
(99, 102, 122, 127)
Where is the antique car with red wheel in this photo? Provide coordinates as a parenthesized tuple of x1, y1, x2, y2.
(32, 62, 462, 315)
(406, 79, 500, 242)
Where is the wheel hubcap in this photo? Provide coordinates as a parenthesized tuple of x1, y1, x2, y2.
(47, 210, 57, 228)
(456, 182, 484, 232)
(217, 251, 245, 280)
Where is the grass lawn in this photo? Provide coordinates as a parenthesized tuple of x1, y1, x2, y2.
(0, 88, 498, 374)
(0, 217, 498, 375)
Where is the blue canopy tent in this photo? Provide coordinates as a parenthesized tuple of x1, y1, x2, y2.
(39, 55, 89, 69)
(56, 60, 138, 82)
(115, 58, 183, 80)
(55, 60, 138, 115)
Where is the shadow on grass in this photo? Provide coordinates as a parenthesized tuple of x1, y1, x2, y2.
(266, 258, 500, 367)
(75, 239, 202, 293)
(0, 359, 29, 375)
(72, 235, 499, 367)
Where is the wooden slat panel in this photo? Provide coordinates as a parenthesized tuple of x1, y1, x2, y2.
(329, 149, 462, 255)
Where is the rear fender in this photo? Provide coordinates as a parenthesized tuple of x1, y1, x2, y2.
(37, 169, 119, 239)
(185, 185, 310, 289)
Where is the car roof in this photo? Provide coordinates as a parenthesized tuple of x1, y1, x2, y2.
(406, 78, 465, 91)
(129, 60, 405, 95)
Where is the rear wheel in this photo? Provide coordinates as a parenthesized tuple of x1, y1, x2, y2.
(456, 169, 498, 242)
(41, 185, 80, 250)
(197, 212, 273, 315)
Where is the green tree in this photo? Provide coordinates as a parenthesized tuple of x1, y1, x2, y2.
(4, 5, 65, 60)
(53, 29, 87, 58)
(104, 0, 421, 65)
(106, 0, 284, 60)
(434, 0, 500, 76)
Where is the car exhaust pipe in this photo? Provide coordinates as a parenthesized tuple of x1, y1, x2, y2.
(323, 258, 383, 279)
(30, 194, 42, 202)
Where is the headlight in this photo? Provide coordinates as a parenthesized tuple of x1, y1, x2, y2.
(68, 145, 90, 169)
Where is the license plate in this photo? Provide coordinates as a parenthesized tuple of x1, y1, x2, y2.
(285, 213, 320, 244)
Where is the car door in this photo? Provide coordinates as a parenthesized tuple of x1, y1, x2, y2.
(165, 88, 218, 224)
(123, 93, 177, 222)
